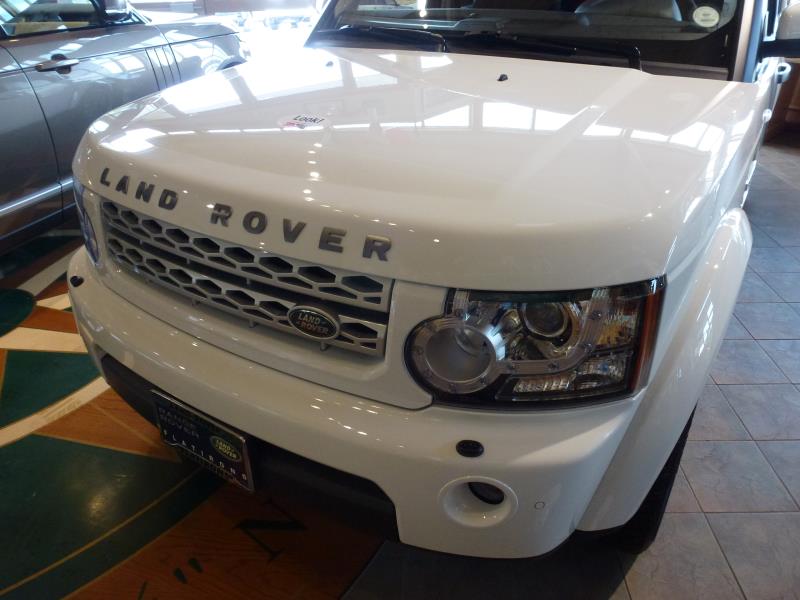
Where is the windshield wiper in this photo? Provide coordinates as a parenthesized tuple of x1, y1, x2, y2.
(309, 24, 640, 68)
(309, 25, 448, 52)
(449, 31, 641, 70)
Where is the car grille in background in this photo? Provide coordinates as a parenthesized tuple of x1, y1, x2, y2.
(100, 201, 392, 356)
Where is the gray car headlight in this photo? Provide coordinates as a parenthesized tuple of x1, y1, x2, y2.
(73, 180, 100, 264)
(405, 278, 664, 408)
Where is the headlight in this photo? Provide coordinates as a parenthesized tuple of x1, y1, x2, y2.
(73, 181, 100, 264)
(405, 278, 664, 408)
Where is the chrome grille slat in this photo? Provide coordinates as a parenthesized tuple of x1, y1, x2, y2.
(101, 201, 391, 357)
(102, 202, 391, 311)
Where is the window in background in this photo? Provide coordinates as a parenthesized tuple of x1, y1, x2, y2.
(130, 0, 323, 57)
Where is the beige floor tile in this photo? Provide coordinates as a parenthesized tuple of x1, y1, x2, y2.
(724, 315, 752, 340)
(622, 513, 742, 600)
(760, 340, 800, 383)
(759, 441, 800, 504)
(736, 271, 782, 303)
(760, 272, 800, 303)
(734, 302, 800, 340)
(749, 246, 800, 273)
(722, 384, 800, 440)
(708, 513, 800, 600)
(786, 246, 800, 262)
(749, 225, 779, 248)
(681, 441, 797, 512)
(710, 340, 787, 384)
(666, 469, 701, 513)
(689, 385, 750, 441)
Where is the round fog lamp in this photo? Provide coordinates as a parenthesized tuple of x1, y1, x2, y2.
(468, 482, 505, 505)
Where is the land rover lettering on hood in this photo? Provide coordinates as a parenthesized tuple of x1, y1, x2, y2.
(67, 0, 800, 559)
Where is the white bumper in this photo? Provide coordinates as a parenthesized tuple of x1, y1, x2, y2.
(68, 208, 751, 558)
(69, 248, 638, 558)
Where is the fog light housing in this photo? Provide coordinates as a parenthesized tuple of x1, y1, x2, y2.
(406, 278, 664, 408)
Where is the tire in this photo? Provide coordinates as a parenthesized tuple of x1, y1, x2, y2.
(611, 409, 695, 554)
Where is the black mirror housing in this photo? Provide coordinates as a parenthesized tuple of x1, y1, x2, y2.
(763, 3, 800, 58)
(760, 39, 800, 59)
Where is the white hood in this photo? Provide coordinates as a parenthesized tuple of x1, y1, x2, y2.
(74, 46, 762, 290)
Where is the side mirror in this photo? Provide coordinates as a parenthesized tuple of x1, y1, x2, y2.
(762, 2, 800, 57)
(777, 1, 800, 40)
(98, 0, 131, 21)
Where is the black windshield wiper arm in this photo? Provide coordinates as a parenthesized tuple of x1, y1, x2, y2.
(310, 25, 448, 52)
(451, 31, 641, 70)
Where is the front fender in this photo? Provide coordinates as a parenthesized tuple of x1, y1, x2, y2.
(579, 208, 752, 531)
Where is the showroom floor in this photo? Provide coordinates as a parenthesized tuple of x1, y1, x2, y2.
(1, 138, 799, 599)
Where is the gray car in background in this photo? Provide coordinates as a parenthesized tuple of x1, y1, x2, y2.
(0, 0, 247, 254)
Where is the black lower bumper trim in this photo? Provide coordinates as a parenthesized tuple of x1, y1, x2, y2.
(100, 354, 399, 539)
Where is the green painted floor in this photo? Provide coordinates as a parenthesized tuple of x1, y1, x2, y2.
(0, 436, 221, 599)
(0, 232, 378, 599)
(0, 233, 225, 598)
(0, 351, 98, 427)
(0, 290, 34, 336)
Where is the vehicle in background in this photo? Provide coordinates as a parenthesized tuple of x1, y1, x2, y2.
(199, 0, 323, 18)
(262, 8, 313, 30)
(138, 0, 321, 30)
(0, 0, 247, 255)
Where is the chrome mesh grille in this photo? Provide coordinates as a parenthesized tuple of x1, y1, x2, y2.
(101, 201, 392, 356)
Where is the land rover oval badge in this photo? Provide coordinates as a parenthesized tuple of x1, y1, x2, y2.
(210, 435, 242, 462)
(288, 306, 339, 340)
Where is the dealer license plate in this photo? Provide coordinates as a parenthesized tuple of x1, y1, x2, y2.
(153, 391, 255, 491)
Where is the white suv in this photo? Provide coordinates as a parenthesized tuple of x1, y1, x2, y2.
(68, 0, 800, 558)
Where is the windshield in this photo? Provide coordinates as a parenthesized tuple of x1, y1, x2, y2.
(312, 0, 741, 75)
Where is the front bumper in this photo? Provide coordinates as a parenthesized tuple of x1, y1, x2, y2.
(69, 249, 639, 558)
(100, 353, 401, 538)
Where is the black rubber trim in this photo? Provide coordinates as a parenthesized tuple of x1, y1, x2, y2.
(612, 409, 694, 553)
(100, 353, 399, 539)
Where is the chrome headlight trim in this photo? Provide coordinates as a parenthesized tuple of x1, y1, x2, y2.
(73, 180, 100, 265)
(405, 277, 665, 409)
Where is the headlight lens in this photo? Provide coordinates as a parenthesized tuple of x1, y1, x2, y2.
(406, 278, 664, 408)
(73, 181, 100, 264)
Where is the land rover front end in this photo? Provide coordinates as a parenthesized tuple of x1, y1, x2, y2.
(67, 0, 800, 558)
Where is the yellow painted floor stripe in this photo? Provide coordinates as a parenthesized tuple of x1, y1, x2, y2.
(0, 468, 201, 597)
(0, 327, 86, 353)
(93, 403, 180, 462)
(33, 432, 177, 463)
(36, 293, 71, 311)
(18, 250, 77, 297)
(0, 350, 6, 397)
(0, 378, 108, 448)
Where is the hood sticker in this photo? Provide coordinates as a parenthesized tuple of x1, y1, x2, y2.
(692, 6, 720, 28)
(280, 114, 328, 129)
